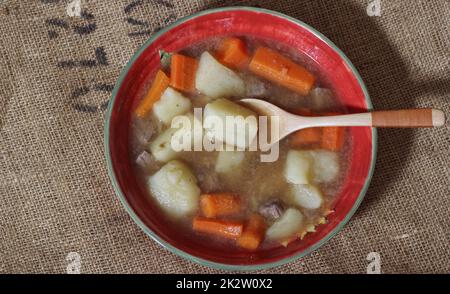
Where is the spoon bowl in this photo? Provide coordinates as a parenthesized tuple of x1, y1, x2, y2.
(240, 98, 445, 145)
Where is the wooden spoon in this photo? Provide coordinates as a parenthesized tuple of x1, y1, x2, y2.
(240, 98, 446, 144)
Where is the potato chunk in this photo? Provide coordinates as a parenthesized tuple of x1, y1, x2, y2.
(148, 160, 200, 218)
(195, 52, 245, 98)
(266, 208, 304, 241)
(284, 150, 312, 184)
(291, 184, 323, 209)
(203, 99, 258, 150)
(215, 150, 245, 174)
(148, 127, 179, 162)
(153, 87, 191, 125)
(149, 113, 203, 162)
(306, 150, 339, 183)
(171, 113, 203, 151)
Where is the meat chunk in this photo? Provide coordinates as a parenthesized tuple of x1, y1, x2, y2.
(259, 200, 285, 221)
(131, 118, 155, 146)
(136, 150, 160, 173)
(136, 150, 153, 169)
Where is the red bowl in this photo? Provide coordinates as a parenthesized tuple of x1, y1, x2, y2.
(105, 7, 376, 270)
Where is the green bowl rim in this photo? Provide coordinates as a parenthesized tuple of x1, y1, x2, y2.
(104, 6, 377, 271)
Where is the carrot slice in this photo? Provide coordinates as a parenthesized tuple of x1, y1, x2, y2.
(200, 193, 241, 218)
(321, 127, 344, 151)
(216, 37, 249, 70)
(237, 214, 267, 250)
(169, 54, 198, 93)
(318, 112, 345, 151)
(290, 108, 321, 147)
(135, 70, 170, 118)
(193, 217, 243, 240)
(249, 47, 316, 96)
(290, 127, 322, 147)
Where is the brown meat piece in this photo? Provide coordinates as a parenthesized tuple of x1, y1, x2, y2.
(259, 200, 284, 221)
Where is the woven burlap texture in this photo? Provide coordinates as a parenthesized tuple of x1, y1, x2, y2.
(0, 0, 448, 273)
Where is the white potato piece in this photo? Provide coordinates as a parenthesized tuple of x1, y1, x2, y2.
(306, 150, 339, 183)
(149, 113, 203, 161)
(203, 99, 258, 150)
(284, 150, 312, 184)
(148, 127, 179, 162)
(195, 52, 245, 98)
(215, 150, 245, 174)
(266, 208, 304, 241)
(153, 87, 191, 125)
(148, 160, 200, 218)
(171, 113, 203, 151)
(291, 184, 323, 209)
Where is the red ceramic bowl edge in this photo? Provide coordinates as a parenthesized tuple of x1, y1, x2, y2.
(104, 6, 377, 271)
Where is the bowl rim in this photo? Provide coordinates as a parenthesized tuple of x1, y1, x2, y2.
(104, 6, 377, 271)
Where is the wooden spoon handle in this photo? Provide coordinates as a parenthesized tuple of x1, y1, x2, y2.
(371, 109, 445, 128)
(296, 109, 445, 129)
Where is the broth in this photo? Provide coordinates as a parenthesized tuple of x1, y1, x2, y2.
(129, 36, 351, 251)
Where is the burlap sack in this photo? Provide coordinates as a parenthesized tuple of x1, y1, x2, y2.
(0, 0, 448, 273)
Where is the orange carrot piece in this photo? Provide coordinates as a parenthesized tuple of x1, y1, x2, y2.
(237, 214, 267, 250)
(135, 70, 170, 118)
(290, 108, 321, 147)
(200, 193, 241, 218)
(319, 111, 345, 151)
(169, 54, 198, 93)
(216, 37, 249, 70)
(193, 217, 243, 240)
(290, 127, 322, 147)
(321, 127, 344, 151)
(249, 47, 316, 96)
